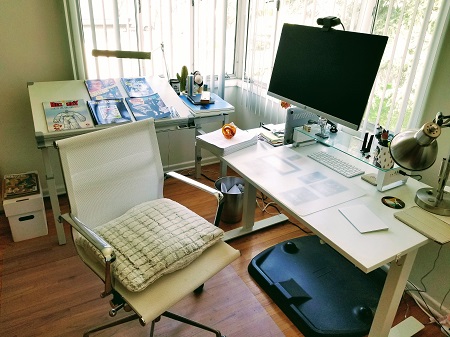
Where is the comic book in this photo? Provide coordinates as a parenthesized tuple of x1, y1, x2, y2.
(125, 93, 171, 120)
(42, 99, 94, 132)
(87, 99, 132, 125)
(85, 78, 123, 100)
(121, 77, 154, 97)
(3, 172, 40, 200)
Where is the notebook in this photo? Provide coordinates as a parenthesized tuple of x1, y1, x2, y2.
(187, 94, 215, 105)
(394, 206, 450, 244)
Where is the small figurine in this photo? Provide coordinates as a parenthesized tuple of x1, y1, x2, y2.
(192, 70, 204, 94)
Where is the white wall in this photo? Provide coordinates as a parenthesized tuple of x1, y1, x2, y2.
(0, 0, 73, 184)
(407, 20, 450, 316)
(0, 0, 449, 317)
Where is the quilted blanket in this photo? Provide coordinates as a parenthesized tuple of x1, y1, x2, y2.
(76, 198, 224, 292)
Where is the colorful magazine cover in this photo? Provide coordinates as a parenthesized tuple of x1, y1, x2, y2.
(3, 172, 40, 199)
(121, 77, 154, 97)
(87, 99, 132, 125)
(126, 93, 171, 120)
(85, 78, 123, 100)
(42, 99, 94, 132)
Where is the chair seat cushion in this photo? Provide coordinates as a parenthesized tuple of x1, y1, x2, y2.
(76, 198, 224, 292)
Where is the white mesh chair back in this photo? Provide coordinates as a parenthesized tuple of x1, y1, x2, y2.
(56, 119, 164, 228)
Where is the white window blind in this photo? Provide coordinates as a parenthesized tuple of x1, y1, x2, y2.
(65, 0, 237, 97)
(241, 0, 447, 134)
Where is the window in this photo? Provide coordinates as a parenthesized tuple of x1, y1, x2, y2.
(65, 0, 448, 132)
(241, 0, 447, 133)
(66, 0, 237, 96)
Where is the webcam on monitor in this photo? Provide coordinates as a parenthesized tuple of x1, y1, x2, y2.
(317, 16, 342, 31)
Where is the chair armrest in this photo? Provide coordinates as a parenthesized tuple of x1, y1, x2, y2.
(60, 213, 115, 297)
(165, 171, 224, 227)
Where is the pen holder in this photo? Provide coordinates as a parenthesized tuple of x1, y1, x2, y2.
(186, 74, 194, 96)
(373, 143, 394, 169)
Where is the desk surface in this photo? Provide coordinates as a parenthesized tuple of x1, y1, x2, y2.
(28, 77, 194, 148)
(223, 141, 429, 273)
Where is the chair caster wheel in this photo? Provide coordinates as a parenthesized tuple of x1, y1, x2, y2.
(194, 284, 204, 294)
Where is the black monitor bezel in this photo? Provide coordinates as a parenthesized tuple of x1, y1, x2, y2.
(268, 24, 388, 130)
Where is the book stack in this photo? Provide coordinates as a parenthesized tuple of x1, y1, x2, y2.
(180, 93, 234, 117)
(3, 172, 40, 200)
(258, 130, 284, 147)
(196, 126, 257, 156)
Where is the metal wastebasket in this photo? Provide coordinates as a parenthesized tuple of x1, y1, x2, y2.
(215, 176, 244, 223)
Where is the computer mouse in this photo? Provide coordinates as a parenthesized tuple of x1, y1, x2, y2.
(283, 241, 299, 254)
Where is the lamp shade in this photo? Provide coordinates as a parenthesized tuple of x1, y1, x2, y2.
(389, 122, 440, 171)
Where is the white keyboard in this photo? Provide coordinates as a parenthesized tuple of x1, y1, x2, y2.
(307, 151, 365, 178)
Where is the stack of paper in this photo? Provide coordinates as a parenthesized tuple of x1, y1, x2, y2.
(196, 126, 257, 156)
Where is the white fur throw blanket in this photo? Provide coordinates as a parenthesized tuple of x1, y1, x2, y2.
(76, 198, 224, 292)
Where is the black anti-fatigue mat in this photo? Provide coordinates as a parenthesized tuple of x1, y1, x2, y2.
(248, 236, 386, 337)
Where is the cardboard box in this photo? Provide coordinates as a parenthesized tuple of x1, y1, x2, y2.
(3, 181, 48, 242)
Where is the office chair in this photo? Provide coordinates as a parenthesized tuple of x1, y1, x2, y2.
(56, 119, 240, 336)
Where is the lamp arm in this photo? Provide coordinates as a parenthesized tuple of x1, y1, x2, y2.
(436, 148, 450, 201)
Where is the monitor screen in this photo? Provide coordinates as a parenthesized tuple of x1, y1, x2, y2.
(268, 24, 388, 130)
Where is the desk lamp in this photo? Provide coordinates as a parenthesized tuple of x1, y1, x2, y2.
(92, 43, 170, 80)
(390, 112, 450, 215)
(92, 49, 151, 59)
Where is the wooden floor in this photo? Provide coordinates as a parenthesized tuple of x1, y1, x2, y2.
(0, 163, 443, 336)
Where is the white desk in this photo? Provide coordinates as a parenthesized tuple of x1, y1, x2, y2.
(28, 77, 232, 245)
(222, 140, 429, 337)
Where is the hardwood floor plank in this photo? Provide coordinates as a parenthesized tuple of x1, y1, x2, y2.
(0, 163, 443, 337)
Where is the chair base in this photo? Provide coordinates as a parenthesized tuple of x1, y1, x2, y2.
(83, 310, 224, 337)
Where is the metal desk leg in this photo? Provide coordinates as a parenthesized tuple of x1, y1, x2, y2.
(41, 148, 66, 245)
(368, 249, 418, 337)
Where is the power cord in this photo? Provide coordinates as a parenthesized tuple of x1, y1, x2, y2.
(405, 281, 450, 336)
(256, 191, 313, 235)
(399, 170, 422, 181)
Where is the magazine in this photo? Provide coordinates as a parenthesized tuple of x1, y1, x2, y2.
(126, 93, 171, 120)
(121, 77, 154, 97)
(85, 78, 123, 100)
(3, 172, 40, 200)
(42, 99, 94, 132)
(87, 99, 132, 125)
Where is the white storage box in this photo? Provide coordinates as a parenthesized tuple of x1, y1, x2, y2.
(3, 185, 48, 242)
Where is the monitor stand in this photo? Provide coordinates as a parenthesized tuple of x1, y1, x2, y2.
(248, 236, 386, 337)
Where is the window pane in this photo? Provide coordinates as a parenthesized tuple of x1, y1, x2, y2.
(244, 0, 443, 133)
(368, 0, 442, 132)
(77, 0, 237, 81)
(226, 0, 237, 75)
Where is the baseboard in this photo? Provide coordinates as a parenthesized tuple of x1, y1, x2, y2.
(407, 284, 450, 318)
(380, 264, 450, 318)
